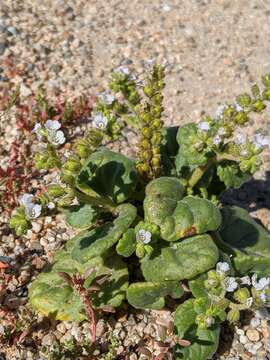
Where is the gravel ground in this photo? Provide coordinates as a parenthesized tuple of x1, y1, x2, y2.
(1, 0, 270, 359)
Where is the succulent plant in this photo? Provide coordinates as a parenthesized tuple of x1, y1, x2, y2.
(10, 65, 270, 358)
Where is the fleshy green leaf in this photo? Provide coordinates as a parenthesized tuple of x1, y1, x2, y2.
(29, 253, 128, 321)
(126, 281, 183, 309)
(116, 229, 136, 257)
(174, 299, 220, 360)
(217, 161, 251, 189)
(64, 203, 98, 229)
(72, 204, 137, 262)
(160, 126, 179, 175)
(76, 149, 138, 204)
(144, 178, 221, 242)
(176, 123, 212, 167)
(188, 273, 209, 299)
(141, 234, 219, 282)
(218, 206, 270, 276)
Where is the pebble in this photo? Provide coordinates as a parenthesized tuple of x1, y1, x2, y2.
(246, 329, 260, 342)
(239, 335, 248, 344)
(41, 333, 56, 347)
(0, 41, 6, 55)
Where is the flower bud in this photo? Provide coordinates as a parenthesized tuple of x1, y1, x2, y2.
(74, 140, 90, 158)
(263, 88, 270, 101)
(143, 85, 154, 98)
(152, 155, 161, 167)
(252, 100, 266, 112)
(136, 243, 145, 258)
(233, 288, 250, 304)
(142, 150, 152, 161)
(63, 157, 81, 173)
(142, 127, 152, 138)
(233, 112, 248, 125)
(47, 185, 66, 198)
(140, 139, 151, 149)
(227, 308, 240, 324)
(152, 119, 162, 129)
(236, 93, 251, 107)
(262, 74, 270, 88)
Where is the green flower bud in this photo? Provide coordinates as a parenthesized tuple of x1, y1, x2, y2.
(196, 314, 215, 329)
(252, 100, 266, 112)
(47, 184, 66, 198)
(233, 287, 250, 304)
(136, 243, 145, 258)
(136, 163, 149, 173)
(262, 74, 270, 88)
(63, 157, 81, 173)
(236, 93, 252, 107)
(141, 127, 152, 138)
(227, 308, 240, 324)
(151, 132, 162, 145)
(143, 85, 154, 98)
(251, 84, 260, 98)
(74, 139, 91, 158)
(142, 150, 152, 161)
(140, 139, 151, 149)
(152, 119, 162, 129)
(152, 155, 161, 167)
(263, 88, 270, 101)
(233, 112, 248, 125)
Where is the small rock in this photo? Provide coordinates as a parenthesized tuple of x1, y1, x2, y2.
(0, 41, 7, 55)
(56, 323, 66, 334)
(239, 334, 248, 344)
(246, 329, 260, 342)
(41, 333, 56, 346)
(129, 354, 138, 360)
(260, 326, 270, 339)
(96, 319, 106, 337)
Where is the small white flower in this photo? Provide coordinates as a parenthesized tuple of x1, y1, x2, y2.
(213, 135, 222, 146)
(47, 202, 55, 210)
(213, 104, 228, 121)
(254, 132, 269, 150)
(223, 276, 238, 292)
(235, 133, 246, 145)
(197, 121, 210, 132)
(32, 123, 43, 140)
(137, 229, 152, 244)
(45, 119, 61, 131)
(216, 262, 230, 274)
(26, 203, 42, 219)
(234, 102, 243, 112)
(99, 91, 115, 105)
(240, 276, 251, 286)
(259, 293, 268, 303)
(48, 130, 66, 146)
(19, 193, 34, 207)
(116, 66, 130, 76)
(205, 316, 215, 327)
(252, 274, 270, 291)
(217, 127, 226, 136)
(92, 113, 108, 130)
(240, 149, 249, 157)
(246, 297, 253, 308)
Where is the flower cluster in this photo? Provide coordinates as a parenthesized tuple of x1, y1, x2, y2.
(33, 119, 66, 146)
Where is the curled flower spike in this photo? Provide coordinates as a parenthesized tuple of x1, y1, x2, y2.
(252, 274, 270, 291)
(197, 121, 210, 132)
(45, 119, 61, 131)
(216, 262, 230, 274)
(213, 104, 228, 121)
(254, 131, 269, 150)
(137, 229, 152, 244)
(222, 277, 238, 292)
(92, 113, 108, 130)
(99, 91, 115, 105)
(19, 193, 42, 219)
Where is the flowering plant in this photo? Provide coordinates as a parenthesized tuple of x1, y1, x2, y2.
(10, 65, 270, 359)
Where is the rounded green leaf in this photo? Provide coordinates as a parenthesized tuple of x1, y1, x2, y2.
(174, 299, 220, 360)
(126, 281, 183, 310)
(64, 203, 98, 229)
(76, 149, 138, 204)
(116, 229, 136, 257)
(71, 204, 137, 262)
(141, 234, 219, 282)
(218, 206, 270, 276)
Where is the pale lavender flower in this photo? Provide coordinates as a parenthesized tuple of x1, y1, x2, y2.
(99, 91, 115, 105)
(254, 132, 269, 150)
(48, 129, 66, 146)
(45, 119, 61, 131)
(223, 277, 238, 292)
(19, 193, 34, 207)
(19, 193, 42, 219)
(213, 135, 222, 146)
(32, 123, 43, 140)
(235, 133, 247, 145)
(260, 293, 268, 303)
(252, 274, 270, 291)
(216, 262, 230, 274)
(197, 121, 210, 132)
(137, 229, 152, 244)
(240, 276, 251, 286)
(234, 102, 243, 112)
(213, 104, 228, 121)
(47, 202, 55, 210)
(92, 113, 108, 130)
